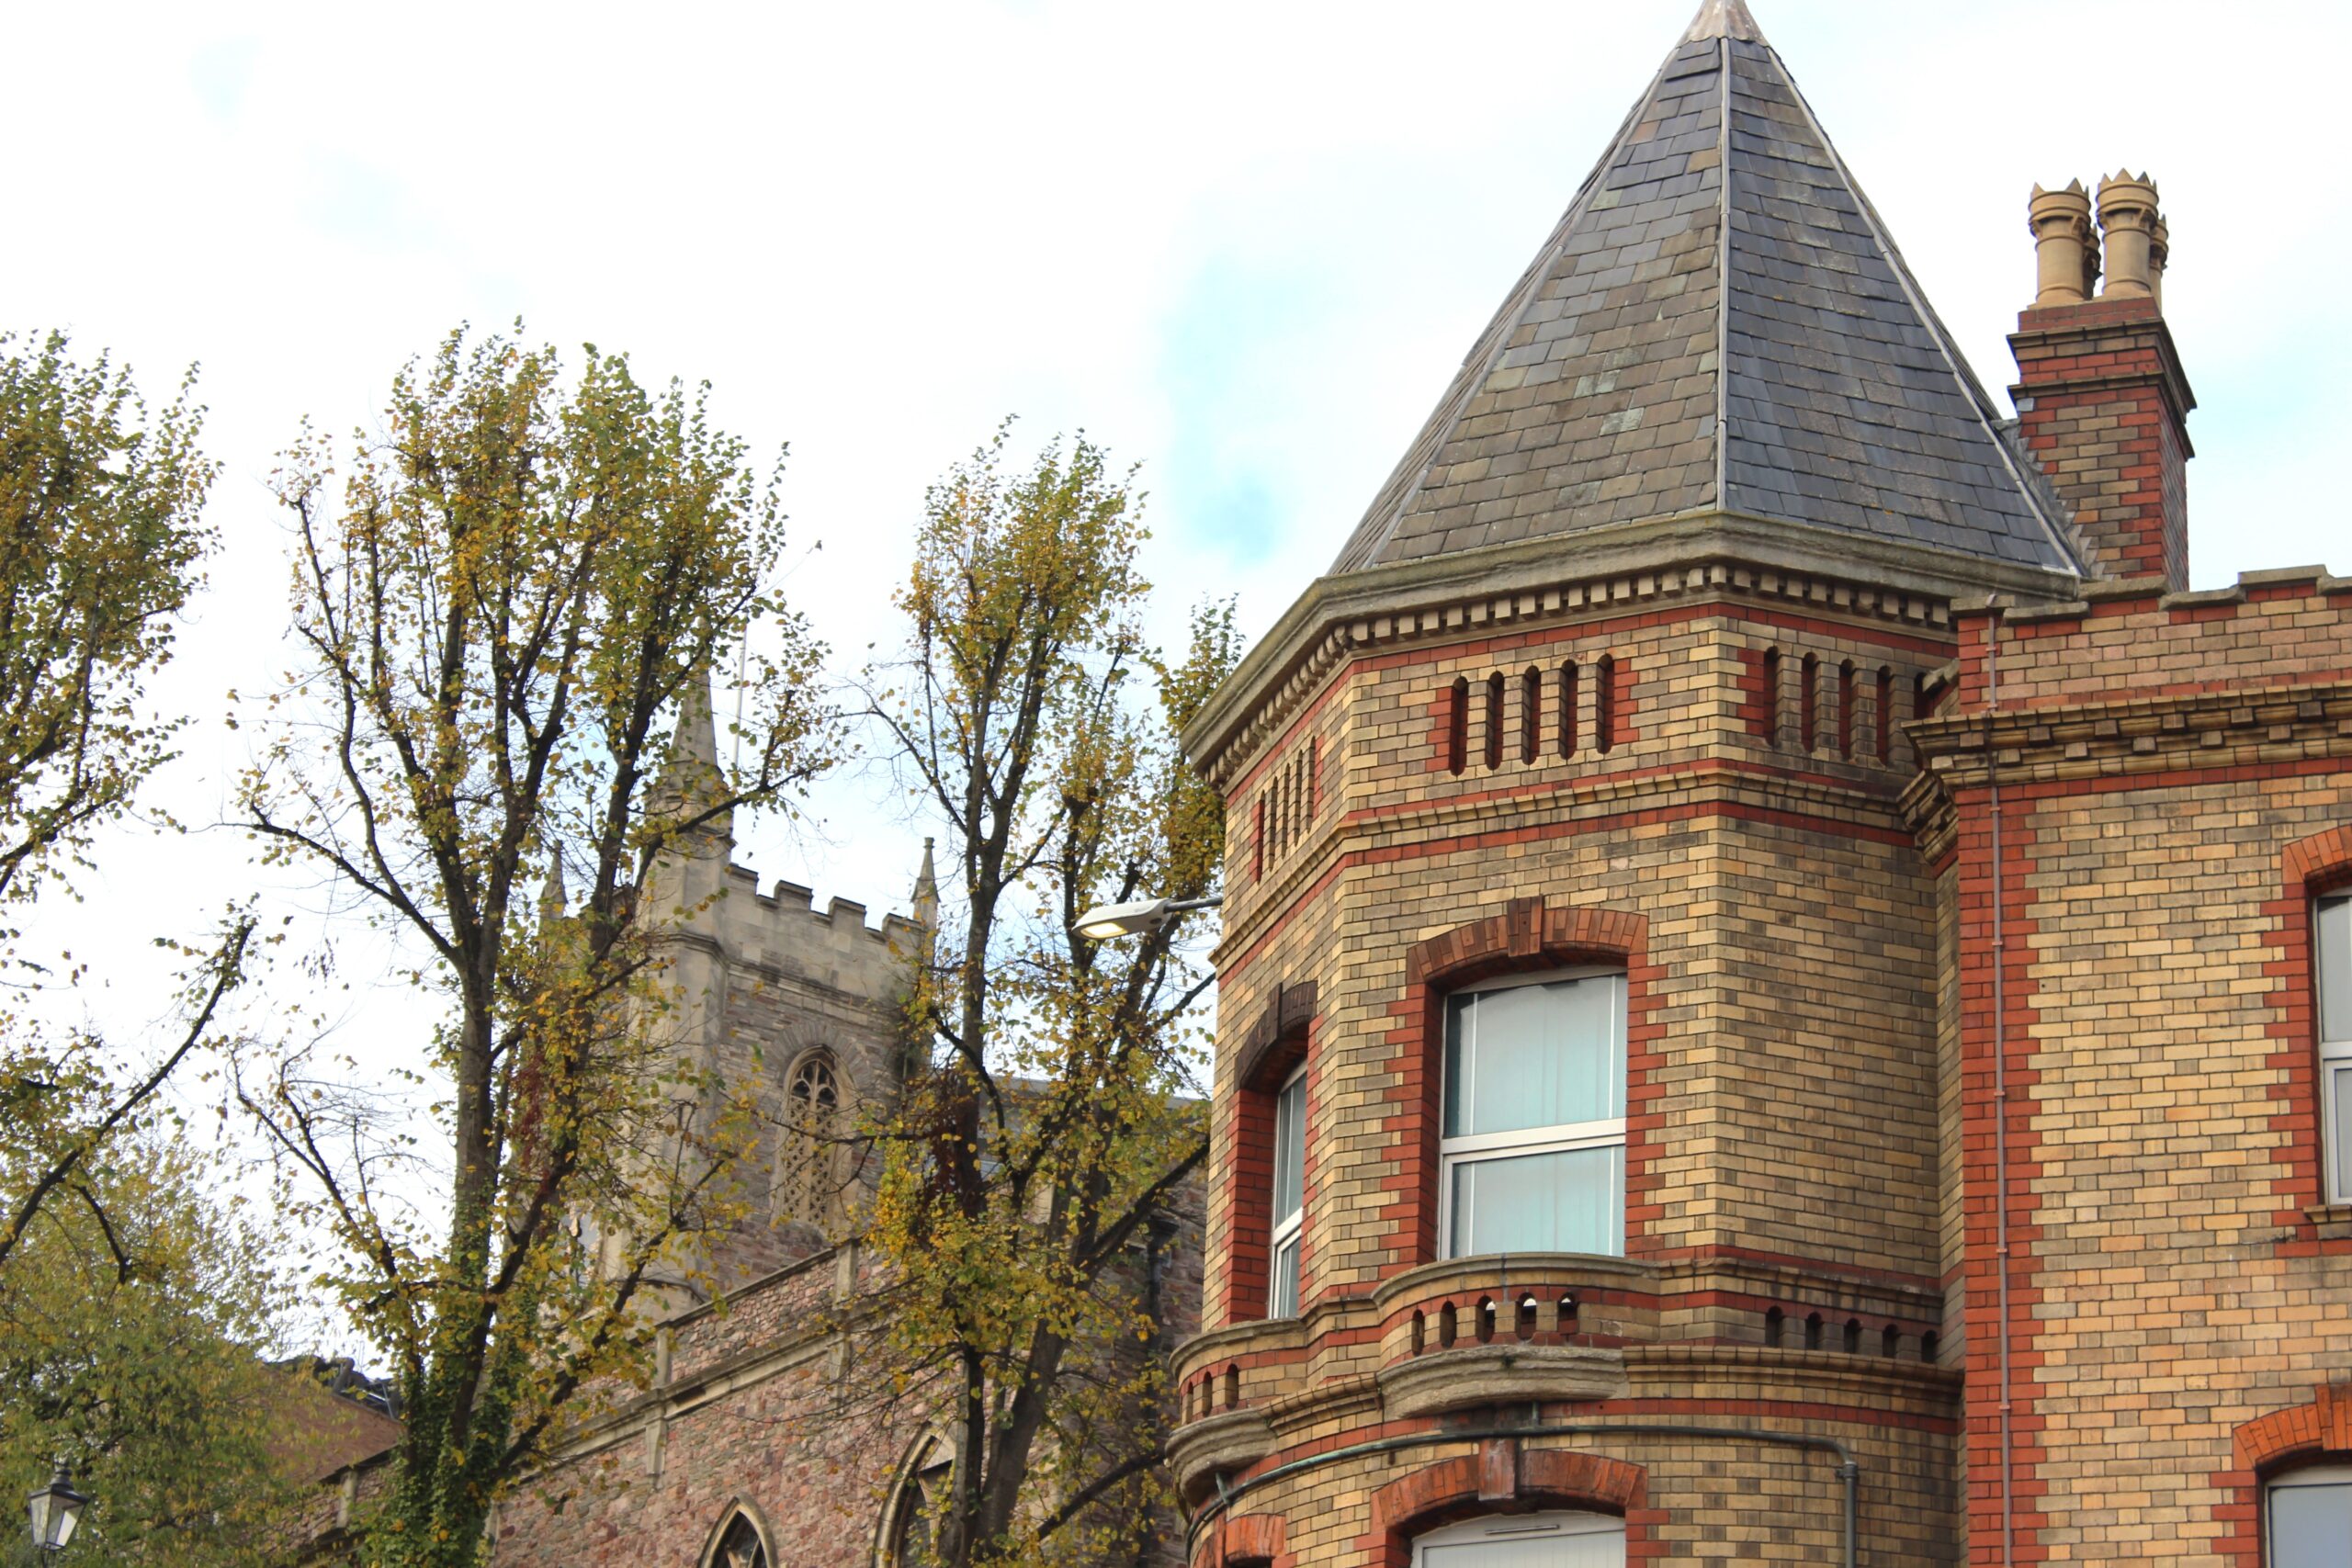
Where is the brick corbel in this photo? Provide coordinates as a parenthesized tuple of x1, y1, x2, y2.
(1361, 1444, 1650, 1566)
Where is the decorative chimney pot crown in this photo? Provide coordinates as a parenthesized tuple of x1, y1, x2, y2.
(2096, 170, 2163, 299)
(2028, 181, 2097, 307)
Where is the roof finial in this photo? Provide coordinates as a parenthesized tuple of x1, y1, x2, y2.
(538, 843, 568, 923)
(912, 838, 938, 916)
(1684, 0, 1762, 42)
(650, 669, 734, 850)
(673, 672, 718, 770)
(910, 837, 940, 965)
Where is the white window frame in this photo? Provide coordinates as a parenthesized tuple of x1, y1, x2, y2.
(2267, 1462, 2352, 1566)
(1268, 1065, 1306, 1318)
(2318, 893, 2352, 1205)
(1413, 1510, 1624, 1565)
(1438, 964, 1627, 1261)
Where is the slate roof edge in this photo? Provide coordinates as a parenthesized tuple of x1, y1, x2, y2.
(1748, 39, 2088, 576)
(1333, 40, 1698, 575)
(1182, 507, 2084, 773)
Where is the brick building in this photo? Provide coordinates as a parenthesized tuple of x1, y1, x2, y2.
(1168, 2, 2352, 1565)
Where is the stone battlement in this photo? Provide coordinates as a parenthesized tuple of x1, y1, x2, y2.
(1951, 565, 2352, 711)
(719, 861, 923, 948)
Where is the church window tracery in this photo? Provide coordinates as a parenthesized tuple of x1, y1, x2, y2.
(708, 1512, 768, 1568)
(776, 1049, 844, 1226)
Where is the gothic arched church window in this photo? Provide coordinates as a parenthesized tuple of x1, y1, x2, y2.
(710, 1512, 768, 1568)
(883, 1438, 952, 1567)
(776, 1049, 843, 1226)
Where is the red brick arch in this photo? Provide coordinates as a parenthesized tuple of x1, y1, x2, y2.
(2213, 1383, 2352, 1565)
(1380, 898, 1657, 1274)
(1191, 1510, 1290, 1568)
(1362, 1440, 1651, 1566)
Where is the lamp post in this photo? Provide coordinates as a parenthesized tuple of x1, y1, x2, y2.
(26, 1465, 87, 1557)
(1069, 895, 1223, 942)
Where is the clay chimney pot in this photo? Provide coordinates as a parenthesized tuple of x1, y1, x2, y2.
(2027, 181, 2096, 307)
(2096, 171, 2162, 300)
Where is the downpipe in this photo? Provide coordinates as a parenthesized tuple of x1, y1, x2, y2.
(1986, 610, 2017, 1568)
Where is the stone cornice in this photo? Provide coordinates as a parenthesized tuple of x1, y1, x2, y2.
(1905, 680, 2352, 804)
(1217, 761, 1914, 967)
(1182, 508, 2079, 789)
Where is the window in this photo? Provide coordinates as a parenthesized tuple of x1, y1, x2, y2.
(1594, 655, 1618, 753)
(776, 1051, 843, 1225)
(1558, 660, 1581, 757)
(1268, 1066, 1306, 1317)
(709, 1514, 768, 1568)
(2268, 1465, 2352, 1565)
(1414, 1511, 1624, 1566)
(1440, 969, 1626, 1258)
(2320, 894, 2352, 1203)
(883, 1438, 953, 1568)
(1448, 676, 1470, 775)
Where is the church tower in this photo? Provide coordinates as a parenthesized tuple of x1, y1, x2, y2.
(631, 678, 933, 1303)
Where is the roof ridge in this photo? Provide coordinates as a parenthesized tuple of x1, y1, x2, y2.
(1711, 36, 1733, 514)
(1746, 40, 2085, 574)
(1684, 0, 1763, 42)
(1335, 39, 1698, 573)
(1326, 16, 2080, 581)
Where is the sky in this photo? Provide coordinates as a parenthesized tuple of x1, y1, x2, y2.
(3, 0, 2346, 1312)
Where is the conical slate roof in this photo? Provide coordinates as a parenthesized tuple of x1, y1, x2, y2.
(1332, 0, 2078, 576)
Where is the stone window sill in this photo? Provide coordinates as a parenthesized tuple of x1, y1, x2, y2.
(2305, 1204, 2352, 1242)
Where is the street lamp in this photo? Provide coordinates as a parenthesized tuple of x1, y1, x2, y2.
(27, 1465, 87, 1556)
(1070, 895, 1223, 941)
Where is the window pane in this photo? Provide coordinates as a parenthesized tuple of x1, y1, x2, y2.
(1272, 1073, 1306, 1224)
(2321, 895, 2352, 1044)
(2333, 1064, 2352, 1205)
(1419, 1515, 1624, 1566)
(2269, 1474, 2352, 1565)
(1271, 1234, 1299, 1318)
(1444, 976, 1624, 1139)
(1449, 1145, 1623, 1258)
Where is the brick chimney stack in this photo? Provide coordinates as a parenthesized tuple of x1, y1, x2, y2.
(2009, 171, 2196, 589)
